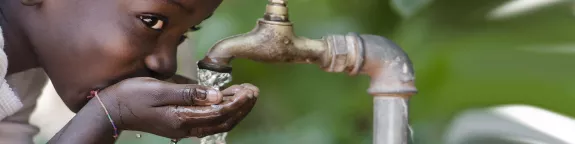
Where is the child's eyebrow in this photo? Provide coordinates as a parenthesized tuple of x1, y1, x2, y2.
(203, 13, 213, 20)
(165, 0, 194, 13)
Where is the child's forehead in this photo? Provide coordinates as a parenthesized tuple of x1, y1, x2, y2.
(135, 0, 219, 15)
(163, 0, 195, 13)
(158, 0, 217, 13)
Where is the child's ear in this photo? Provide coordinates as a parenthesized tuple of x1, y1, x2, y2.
(21, 0, 43, 6)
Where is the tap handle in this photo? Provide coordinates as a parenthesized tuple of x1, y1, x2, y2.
(268, 0, 287, 5)
(265, 0, 289, 22)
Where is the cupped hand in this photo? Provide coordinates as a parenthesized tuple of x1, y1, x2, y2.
(95, 77, 258, 139)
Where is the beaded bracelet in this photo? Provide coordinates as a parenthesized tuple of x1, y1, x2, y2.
(89, 90, 119, 139)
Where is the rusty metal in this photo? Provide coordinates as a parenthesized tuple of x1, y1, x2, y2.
(199, 0, 330, 69)
(199, 19, 330, 68)
(198, 0, 417, 143)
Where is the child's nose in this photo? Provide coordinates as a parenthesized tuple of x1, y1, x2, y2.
(145, 53, 177, 80)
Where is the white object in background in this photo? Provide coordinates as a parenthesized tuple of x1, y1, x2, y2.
(445, 104, 575, 144)
(487, 0, 564, 20)
(30, 80, 75, 143)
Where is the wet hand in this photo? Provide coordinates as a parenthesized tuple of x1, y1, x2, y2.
(94, 77, 258, 139)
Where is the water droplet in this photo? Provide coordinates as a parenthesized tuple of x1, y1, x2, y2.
(283, 39, 290, 44)
(136, 134, 141, 138)
(170, 139, 180, 144)
(402, 63, 408, 74)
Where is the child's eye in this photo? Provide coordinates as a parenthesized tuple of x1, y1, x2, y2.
(138, 14, 167, 31)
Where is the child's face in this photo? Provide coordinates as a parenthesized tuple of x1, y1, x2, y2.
(27, 0, 222, 112)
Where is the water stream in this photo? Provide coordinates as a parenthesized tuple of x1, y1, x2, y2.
(196, 68, 233, 144)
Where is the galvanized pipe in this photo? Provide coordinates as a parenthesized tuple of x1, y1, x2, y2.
(374, 96, 409, 144)
(358, 34, 415, 144)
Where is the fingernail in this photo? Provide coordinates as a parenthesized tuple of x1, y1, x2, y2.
(206, 89, 222, 103)
(195, 89, 207, 100)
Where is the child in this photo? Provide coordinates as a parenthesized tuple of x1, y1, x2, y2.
(0, 0, 259, 143)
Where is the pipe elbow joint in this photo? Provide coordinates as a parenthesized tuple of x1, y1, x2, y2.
(322, 33, 416, 97)
(359, 35, 416, 96)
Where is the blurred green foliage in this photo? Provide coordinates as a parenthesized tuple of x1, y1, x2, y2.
(117, 0, 575, 144)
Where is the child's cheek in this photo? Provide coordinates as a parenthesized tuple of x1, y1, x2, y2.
(91, 29, 150, 64)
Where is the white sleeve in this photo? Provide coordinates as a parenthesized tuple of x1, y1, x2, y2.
(0, 26, 22, 120)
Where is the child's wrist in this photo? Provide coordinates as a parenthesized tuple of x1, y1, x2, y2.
(85, 98, 115, 127)
(85, 93, 122, 138)
(51, 99, 120, 143)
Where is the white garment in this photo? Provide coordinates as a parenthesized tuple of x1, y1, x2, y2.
(0, 26, 47, 144)
(1, 68, 46, 144)
(0, 26, 22, 120)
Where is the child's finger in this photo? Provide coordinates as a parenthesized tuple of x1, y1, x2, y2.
(220, 85, 244, 96)
(147, 81, 223, 106)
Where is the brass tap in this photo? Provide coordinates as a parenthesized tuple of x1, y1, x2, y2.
(199, 0, 331, 73)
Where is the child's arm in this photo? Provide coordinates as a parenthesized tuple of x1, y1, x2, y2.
(48, 98, 116, 144)
(47, 75, 198, 144)
(47, 77, 258, 144)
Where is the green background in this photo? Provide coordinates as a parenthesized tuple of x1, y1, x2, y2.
(117, 0, 575, 143)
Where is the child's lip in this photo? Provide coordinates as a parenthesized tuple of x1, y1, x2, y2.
(91, 82, 113, 92)
(94, 78, 124, 90)
(89, 72, 152, 94)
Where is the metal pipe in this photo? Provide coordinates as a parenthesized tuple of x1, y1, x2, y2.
(197, 0, 417, 143)
(374, 96, 409, 144)
(357, 35, 416, 144)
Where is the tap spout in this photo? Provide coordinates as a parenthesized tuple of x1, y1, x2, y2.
(199, 20, 330, 72)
